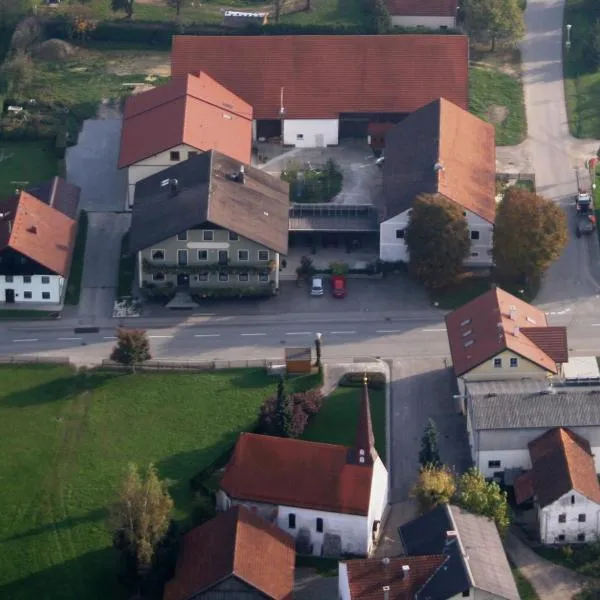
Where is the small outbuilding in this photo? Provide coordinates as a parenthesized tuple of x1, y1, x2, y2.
(285, 347, 312, 374)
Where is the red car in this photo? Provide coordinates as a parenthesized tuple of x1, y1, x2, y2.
(332, 275, 346, 298)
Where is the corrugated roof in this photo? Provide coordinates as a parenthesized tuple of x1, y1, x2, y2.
(342, 555, 447, 599)
(163, 505, 295, 600)
(118, 72, 253, 168)
(129, 150, 289, 255)
(445, 287, 567, 377)
(221, 432, 375, 515)
(171, 35, 469, 119)
(0, 190, 78, 277)
(527, 427, 600, 508)
(381, 98, 496, 223)
(386, 0, 457, 17)
(469, 390, 600, 430)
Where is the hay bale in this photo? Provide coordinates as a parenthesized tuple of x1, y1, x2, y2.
(32, 39, 78, 62)
(10, 16, 43, 54)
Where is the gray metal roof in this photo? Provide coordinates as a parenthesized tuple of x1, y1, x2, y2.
(470, 389, 600, 430)
(466, 379, 551, 396)
(448, 506, 520, 600)
(288, 204, 379, 232)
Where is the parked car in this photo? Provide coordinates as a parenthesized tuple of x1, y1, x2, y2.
(310, 276, 324, 296)
(332, 275, 346, 298)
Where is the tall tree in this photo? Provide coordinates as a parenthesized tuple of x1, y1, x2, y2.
(111, 0, 134, 18)
(493, 187, 568, 285)
(405, 194, 470, 289)
(419, 419, 441, 468)
(463, 0, 525, 51)
(455, 468, 511, 535)
(110, 328, 151, 373)
(110, 463, 174, 583)
(411, 465, 456, 514)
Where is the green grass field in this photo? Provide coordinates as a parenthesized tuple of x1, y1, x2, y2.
(64, 211, 88, 306)
(0, 141, 59, 197)
(0, 367, 377, 599)
(469, 65, 526, 146)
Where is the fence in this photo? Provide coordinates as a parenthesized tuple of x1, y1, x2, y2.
(496, 172, 536, 187)
(0, 355, 71, 365)
(100, 358, 276, 371)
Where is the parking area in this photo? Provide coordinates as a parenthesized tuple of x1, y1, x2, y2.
(259, 140, 383, 206)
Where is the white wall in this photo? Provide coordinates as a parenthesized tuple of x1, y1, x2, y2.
(390, 15, 455, 28)
(126, 143, 200, 209)
(0, 274, 63, 304)
(476, 449, 531, 478)
(539, 490, 600, 545)
(338, 562, 351, 600)
(367, 457, 389, 553)
(277, 504, 368, 556)
(379, 208, 494, 266)
(283, 119, 339, 148)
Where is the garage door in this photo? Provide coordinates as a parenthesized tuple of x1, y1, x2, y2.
(339, 118, 369, 139)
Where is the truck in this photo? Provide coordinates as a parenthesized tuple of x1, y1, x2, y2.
(575, 167, 596, 237)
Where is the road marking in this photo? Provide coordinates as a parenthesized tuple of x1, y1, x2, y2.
(329, 331, 356, 335)
(194, 334, 220, 338)
(376, 329, 403, 334)
(241, 333, 266, 337)
(103, 336, 117, 340)
(57, 337, 82, 341)
(422, 328, 446, 332)
(148, 335, 173, 339)
(286, 332, 312, 336)
(13, 338, 39, 343)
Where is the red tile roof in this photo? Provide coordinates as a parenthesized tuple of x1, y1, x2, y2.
(445, 287, 568, 377)
(221, 432, 375, 515)
(513, 471, 534, 505)
(163, 505, 295, 600)
(171, 35, 469, 119)
(386, 0, 457, 17)
(118, 72, 253, 168)
(527, 428, 600, 508)
(343, 555, 447, 600)
(0, 190, 78, 277)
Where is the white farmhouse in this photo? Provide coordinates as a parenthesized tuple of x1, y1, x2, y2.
(514, 427, 600, 545)
(379, 98, 497, 268)
(386, 0, 457, 29)
(118, 72, 253, 209)
(0, 177, 80, 305)
(216, 378, 388, 557)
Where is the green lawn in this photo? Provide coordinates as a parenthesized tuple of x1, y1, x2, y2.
(512, 568, 540, 600)
(117, 231, 136, 298)
(282, 0, 367, 26)
(0, 366, 279, 600)
(64, 211, 88, 306)
(564, 0, 600, 138)
(469, 65, 526, 146)
(301, 384, 386, 463)
(0, 140, 59, 197)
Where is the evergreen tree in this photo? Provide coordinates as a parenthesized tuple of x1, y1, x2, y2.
(419, 418, 441, 467)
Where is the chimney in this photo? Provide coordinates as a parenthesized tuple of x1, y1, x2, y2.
(445, 530, 458, 547)
(238, 165, 245, 184)
(381, 557, 390, 568)
(169, 178, 179, 195)
(402, 565, 410, 578)
(509, 306, 517, 320)
(513, 326, 520, 337)
(382, 586, 390, 600)
(27, 225, 37, 234)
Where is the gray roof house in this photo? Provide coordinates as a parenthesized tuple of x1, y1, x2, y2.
(129, 150, 289, 304)
(464, 378, 600, 479)
(399, 504, 519, 600)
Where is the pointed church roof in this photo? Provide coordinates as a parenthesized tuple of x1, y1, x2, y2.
(348, 374, 378, 466)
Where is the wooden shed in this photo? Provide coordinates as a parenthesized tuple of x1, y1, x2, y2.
(285, 347, 312, 374)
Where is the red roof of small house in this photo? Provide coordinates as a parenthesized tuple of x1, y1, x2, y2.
(221, 432, 376, 515)
(171, 35, 469, 119)
(163, 505, 295, 600)
(386, 0, 457, 17)
(445, 287, 568, 377)
(118, 72, 253, 168)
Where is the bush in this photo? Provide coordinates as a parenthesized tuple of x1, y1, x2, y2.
(290, 389, 324, 417)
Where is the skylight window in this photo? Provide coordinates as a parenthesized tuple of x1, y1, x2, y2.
(461, 330, 472, 337)
(526, 316, 537, 324)
(464, 339, 474, 348)
(460, 319, 471, 327)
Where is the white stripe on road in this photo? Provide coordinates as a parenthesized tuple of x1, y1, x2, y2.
(422, 328, 446, 332)
(194, 334, 220, 338)
(103, 336, 117, 340)
(376, 329, 403, 334)
(148, 335, 173, 339)
(13, 338, 39, 343)
(329, 331, 356, 335)
(286, 332, 312, 336)
(241, 333, 266, 337)
(57, 337, 82, 341)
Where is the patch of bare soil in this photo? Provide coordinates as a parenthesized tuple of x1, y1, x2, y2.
(101, 51, 171, 77)
(486, 104, 509, 125)
(470, 45, 521, 78)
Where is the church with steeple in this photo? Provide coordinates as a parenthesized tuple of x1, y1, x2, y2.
(215, 376, 389, 557)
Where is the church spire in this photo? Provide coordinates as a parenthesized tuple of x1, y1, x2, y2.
(348, 373, 378, 466)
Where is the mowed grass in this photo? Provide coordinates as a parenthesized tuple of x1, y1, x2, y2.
(512, 569, 540, 600)
(0, 141, 58, 197)
(0, 366, 278, 600)
(301, 384, 386, 463)
(469, 65, 526, 146)
(282, 0, 367, 26)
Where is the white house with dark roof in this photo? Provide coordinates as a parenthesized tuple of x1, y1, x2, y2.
(215, 378, 388, 557)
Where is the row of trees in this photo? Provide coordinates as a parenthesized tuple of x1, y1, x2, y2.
(405, 188, 568, 291)
(416, 419, 511, 534)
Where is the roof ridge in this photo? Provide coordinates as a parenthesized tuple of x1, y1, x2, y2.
(241, 431, 354, 453)
(446, 505, 475, 589)
(126, 79, 188, 120)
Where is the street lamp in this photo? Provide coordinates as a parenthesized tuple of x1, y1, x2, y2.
(566, 24, 572, 49)
(314, 332, 322, 369)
